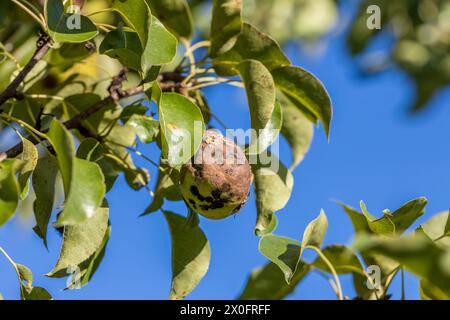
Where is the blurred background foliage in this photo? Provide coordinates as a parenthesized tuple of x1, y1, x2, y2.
(348, 0, 450, 112)
(191, 0, 450, 112)
(1, 0, 448, 112)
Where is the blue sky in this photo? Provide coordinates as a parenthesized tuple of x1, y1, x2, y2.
(1, 4, 450, 300)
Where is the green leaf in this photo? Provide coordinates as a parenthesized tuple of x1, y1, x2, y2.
(142, 167, 182, 215)
(238, 59, 276, 129)
(17, 264, 33, 290)
(272, 66, 332, 138)
(32, 156, 58, 247)
(47, 120, 106, 226)
(65, 225, 111, 290)
(127, 115, 160, 144)
(360, 198, 427, 236)
(420, 279, 450, 300)
(301, 210, 328, 251)
(15, 136, 38, 200)
(249, 101, 282, 156)
(339, 202, 399, 298)
(338, 202, 371, 234)
(213, 23, 290, 76)
(164, 211, 211, 300)
(312, 245, 367, 297)
(418, 211, 450, 248)
(236, 60, 279, 155)
(0, 248, 52, 300)
(56, 157, 106, 226)
(47, 120, 75, 194)
(257, 214, 278, 237)
(0, 159, 21, 226)
(99, 29, 143, 72)
(45, 0, 98, 43)
(148, 0, 193, 39)
(142, 16, 177, 71)
(238, 261, 311, 300)
(76, 138, 119, 192)
(279, 97, 314, 170)
(22, 287, 52, 300)
(112, 0, 151, 48)
(258, 235, 302, 283)
(354, 233, 450, 297)
(47, 204, 109, 277)
(252, 154, 293, 236)
(111, 1, 177, 75)
(210, 0, 243, 57)
(159, 93, 205, 167)
(389, 197, 427, 234)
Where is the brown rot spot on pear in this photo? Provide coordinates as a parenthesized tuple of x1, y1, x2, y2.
(180, 130, 252, 220)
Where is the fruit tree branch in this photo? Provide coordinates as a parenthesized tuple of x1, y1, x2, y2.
(0, 33, 51, 107)
(4, 69, 144, 158)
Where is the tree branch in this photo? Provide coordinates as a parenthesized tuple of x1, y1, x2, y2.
(4, 69, 144, 158)
(2, 68, 193, 158)
(0, 33, 51, 107)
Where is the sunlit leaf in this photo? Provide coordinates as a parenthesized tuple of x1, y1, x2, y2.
(47, 204, 109, 277)
(65, 225, 111, 290)
(17, 264, 33, 290)
(159, 93, 205, 167)
(418, 211, 450, 248)
(258, 235, 302, 283)
(142, 16, 177, 71)
(301, 210, 328, 251)
(47, 121, 106, 226)
(252, 154, 293, 236)
(164, 211, 210, 300)
(359, 198, 427, 236)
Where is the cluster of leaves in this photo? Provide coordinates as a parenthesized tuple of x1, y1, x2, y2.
(348, 0, 450, 111)
(241, 197, 450, 300)
(0, 0, 331, 299)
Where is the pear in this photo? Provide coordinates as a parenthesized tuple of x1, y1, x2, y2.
(180, 130, 252, 220)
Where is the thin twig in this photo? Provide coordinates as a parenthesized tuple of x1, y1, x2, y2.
(0, 33, 51, 107)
